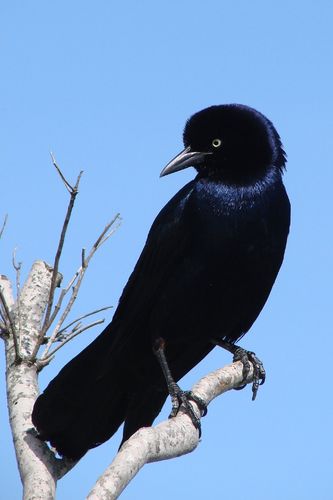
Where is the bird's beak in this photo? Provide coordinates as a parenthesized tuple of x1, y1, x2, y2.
(160, 146, 212, 177)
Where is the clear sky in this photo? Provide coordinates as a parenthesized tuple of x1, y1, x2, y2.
(0, 1, 332, 499)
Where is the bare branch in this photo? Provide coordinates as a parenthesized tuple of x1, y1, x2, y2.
(39, 319, 105, 365)
(0, 283, 20, 358)
(0, 286, 13, 329)
(88, 215, 121, 257)
(41, 157, 83, 338)
(12, 248, 22, 299)
(0, 288, 8, 326)
(87, 360, 254, 499)
(3, 263, 59, 498)
(41, 267, 80, 333)
(40, 215, 120, 360)
(0, 213, 8, 239)
(50, 152, 75, 193)
(0, 275, 15, 310)
(36, 261, 84, 353)
(81, 248, 86, 268)
(57, 306, 112, 336)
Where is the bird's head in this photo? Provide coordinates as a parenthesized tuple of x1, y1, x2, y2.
(160, 104, 286, 184)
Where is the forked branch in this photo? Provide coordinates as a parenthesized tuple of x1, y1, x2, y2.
(39, 214, 120, 362)
(39, 319, 105, 364)
(1, 158, 122, 499)
(41, 154, 83, 338)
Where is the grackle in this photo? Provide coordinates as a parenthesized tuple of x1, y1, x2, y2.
(32, 104, 290, 459)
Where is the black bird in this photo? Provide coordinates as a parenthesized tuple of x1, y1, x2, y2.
(32, 104, 290, 460)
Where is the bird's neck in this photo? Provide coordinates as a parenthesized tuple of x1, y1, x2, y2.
(196, 160, 280, 186)
(194, 166, 283, 212)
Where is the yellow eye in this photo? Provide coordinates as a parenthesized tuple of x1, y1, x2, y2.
(212, 138, 222, 148)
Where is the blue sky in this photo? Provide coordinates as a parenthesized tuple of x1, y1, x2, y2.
(1, 1, 332, 498)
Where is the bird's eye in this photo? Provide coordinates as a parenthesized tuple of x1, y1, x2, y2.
(212, 138, 222, 148)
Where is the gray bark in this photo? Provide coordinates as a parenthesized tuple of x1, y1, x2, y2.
(2, 263, 60, 499)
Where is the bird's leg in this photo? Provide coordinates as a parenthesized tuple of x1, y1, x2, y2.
(153, 338, 207, 435)
(213, 339, 266, 401)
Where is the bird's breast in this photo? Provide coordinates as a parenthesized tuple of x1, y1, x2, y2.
(188, 179, 267, 244)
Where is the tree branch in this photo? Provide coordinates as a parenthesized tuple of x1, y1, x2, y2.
(38, 318, 106, 367)
(0, 274, 15, 327)
(39, 267, 80, 338)
(57, 306, 112, 336)
(41, 156, 83, 338)
(87, 360, 254, 499)
(50, 152, 75, 193)
(1, 267, 60, 499)
(1, 159, 123, 498)
(0, 213, 8, 239)
(0, 276, 20, 358)
(40, 215, 120, 360)
(1, 189, 257, 500)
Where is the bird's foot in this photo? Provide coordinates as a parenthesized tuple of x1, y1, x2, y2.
(213, 339, 266, 400)
(233, 347, 266, 400)
(184, 391, 208, 417)
(153, 337, 206, 436)
(168, 384, 205, 436)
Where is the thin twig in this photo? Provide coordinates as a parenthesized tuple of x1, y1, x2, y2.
(0, 286, 11, 326)
(41, 272, 83, 358)
(40, 319, 105, 364)
(41, 267, 81, 336)
(12, 248, 22, 298)
(0, 214, 8, 239)
(0, 288, 14, 332)
(81, 248, 86, 268)
(89, 215, 121, 255)
(70, 322, 82, 333)
(12, 248, 22, 272)
(50, 152, 74, 193)
(0, 303, 5, 325)
(57, 306, 112, 337)
(40, 214, 120, 359)
(41, 157, 83, 337)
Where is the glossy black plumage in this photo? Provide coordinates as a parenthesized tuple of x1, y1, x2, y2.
(32, 104, 290, 459)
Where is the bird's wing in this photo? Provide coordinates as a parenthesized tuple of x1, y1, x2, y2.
(110, 180, 196, 336)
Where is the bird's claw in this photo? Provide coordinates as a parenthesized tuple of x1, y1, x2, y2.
(168, 384, 203, 436)
(233, 347, 266, 400)
(213, 339, 266, 400)
(184, 391, 208, 417)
